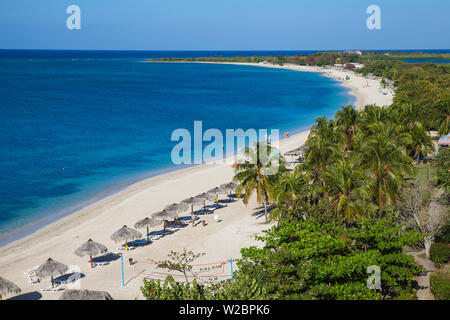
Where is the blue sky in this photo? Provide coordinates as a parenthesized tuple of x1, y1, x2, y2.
(0, 0, 449, 50)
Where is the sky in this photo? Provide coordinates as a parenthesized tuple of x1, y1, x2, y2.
(0, 0, 449, 50)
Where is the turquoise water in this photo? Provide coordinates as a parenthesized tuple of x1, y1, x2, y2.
(0, 53, 352, 245)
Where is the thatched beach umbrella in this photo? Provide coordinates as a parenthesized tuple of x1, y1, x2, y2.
(182, 196, 205, 208)
(284, 145, 307, 162)
(196, 192, 216, 213)
(220, 182, 237, 193)
(0, 276, 21, 299)
(152, 210, 178, 233)
(152, 209, 177, 220)
(110, 225, 142, 251)
(208, 186, 229, 206)
(208, 186, 226, 195)
(198, 192, 216, 202)
(134, 217, 161, 241)
(220, 182, 238, 199)
(35, 258, 69, 288)
(59, 289, 113, 300)
(75, 239, 108, 268)
(182, 196, 205, 225)
(164, 202, 189, 214)
(182, 196, 205, 213)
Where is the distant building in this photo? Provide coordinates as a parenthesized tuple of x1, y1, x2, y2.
(345, 50, 362, 55)
(344, 63, 364, 69)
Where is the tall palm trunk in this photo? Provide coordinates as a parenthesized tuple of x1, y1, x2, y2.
(347, 129, 353, 151)
(263, 194, 268, 223)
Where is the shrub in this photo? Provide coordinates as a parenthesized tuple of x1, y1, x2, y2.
(436, 224, 450, 243)
(433, 148, 450, 191)
(430, 271, 450, 300)
(237, 216, 423, 300)
(430, 243, 450, 267)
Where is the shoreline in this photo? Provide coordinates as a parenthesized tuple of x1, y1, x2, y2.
(153, 61, 393, 108)
(0, 61, 363, 247)
(0, 62, 393, 300)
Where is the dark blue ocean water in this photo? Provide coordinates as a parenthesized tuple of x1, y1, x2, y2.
(0, 51, 353, 245)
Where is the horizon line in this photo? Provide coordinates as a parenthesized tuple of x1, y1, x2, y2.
(1, 48, 449, 52)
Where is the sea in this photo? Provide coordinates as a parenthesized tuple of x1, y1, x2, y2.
(3, 49, 436, 246)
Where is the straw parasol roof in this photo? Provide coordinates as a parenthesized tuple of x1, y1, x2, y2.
(220, 182, 237, 193)
(197, 192, 216, 202)
(134, 217, 161, 229)
(75, 239, 108, 258)
(35, 258, 68, 279)
(59, 289, 113, 300)
(182, 196, 204, 206)
(110, 225, 142, 243)
(0, 276, 21, 297)
(164, 202, 189, 214)
(152, 209, 178, 220)
(284, 145, 307, 156)
(208, 186, 228, 195)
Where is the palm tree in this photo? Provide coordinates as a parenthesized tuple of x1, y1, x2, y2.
(387, 106, 408, 135)
(358, 122, 413, 210)
(439, 115, 450, 136)
(303, 117, 343, 186)
(398, 103, 420, 128)
(233, 142, 286, 223)
(271, 165, 307, 206)
(438, 102, 450, 136)
(310, 116, 337, 143)
(323, 159, 375, 221)
(408, 121, 434, 163)
(335, 105, 359, 151)
(359, 105, 390, 134)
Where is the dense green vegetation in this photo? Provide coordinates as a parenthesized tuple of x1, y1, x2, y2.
(150, 51, 361, 66)
(142, 53, 449, 300)
(360, 52, 450, 61)
(430, 270, 450, 300)
(430, 243, 450, 267)
(355, 61, 450, 132)
(434, 148, 450, 192)
(151, 51, 450, 65)
(237, 217, 422, 299)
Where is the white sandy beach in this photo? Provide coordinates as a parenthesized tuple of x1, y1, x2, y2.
(0, 63, 393, 300)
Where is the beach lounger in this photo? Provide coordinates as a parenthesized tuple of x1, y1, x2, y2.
(24, 266, 40, 283)
(210, 203, 227, 209)
(41, 285, 64, 292)
(28, 275, 40, 284)
(117, 245, 136, 251)
(194, 208, 212, 215)
(91, 261, 108, 267)
(24, 265, 39, 277)
(53, 272, 82, 285)
(129, 239, 150, 247)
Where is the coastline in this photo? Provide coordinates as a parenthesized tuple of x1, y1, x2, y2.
(159, 61, 394, 109)
(0, 63, 393, 300)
